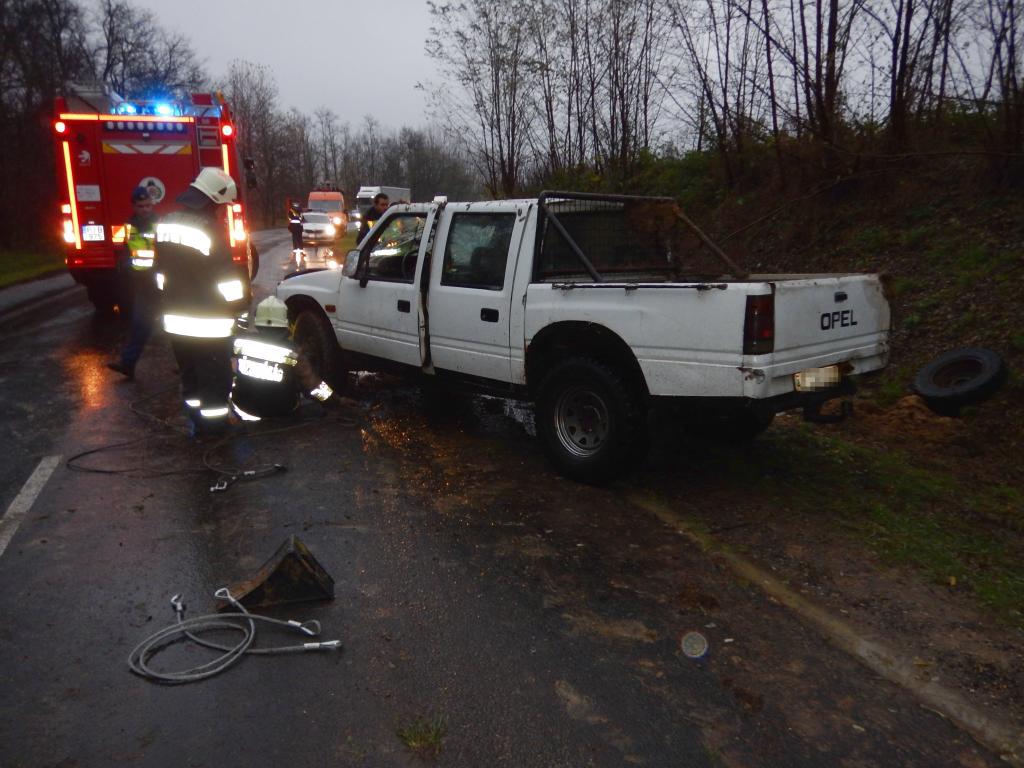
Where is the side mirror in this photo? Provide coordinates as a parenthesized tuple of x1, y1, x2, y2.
(343, 249, 360, 278)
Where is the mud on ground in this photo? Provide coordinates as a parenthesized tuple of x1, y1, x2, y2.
(349, 373, 1022, 765)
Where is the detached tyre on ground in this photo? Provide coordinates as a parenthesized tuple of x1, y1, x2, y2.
(536, 357, 648, 484)
(292, 310, 346, 392)
(912, 347, 1006, 416)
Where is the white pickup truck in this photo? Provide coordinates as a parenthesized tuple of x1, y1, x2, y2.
(277, 191, 890, 482)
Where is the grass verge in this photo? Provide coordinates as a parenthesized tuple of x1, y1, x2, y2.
(0, 250, 66, 289)
(686, 425, 1024, 627)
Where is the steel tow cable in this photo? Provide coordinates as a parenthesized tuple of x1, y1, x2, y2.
(128, 587, 341, 684)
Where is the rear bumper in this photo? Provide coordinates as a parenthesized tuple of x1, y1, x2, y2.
(69, 266, 118, 285)
(64, 244, 117, 271)
(758, 376, 857, 417)
(636, 338, 888, 399)
(653, 377, 856, 415)
(743, 341, 889, 399)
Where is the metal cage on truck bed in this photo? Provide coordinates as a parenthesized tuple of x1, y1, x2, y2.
(533, 190, 747, 283)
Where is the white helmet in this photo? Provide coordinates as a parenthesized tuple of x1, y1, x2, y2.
(253, 296, 289, 328)
(186, 167, 237, 206)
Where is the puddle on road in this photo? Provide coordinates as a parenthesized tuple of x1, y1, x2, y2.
(64, 350, 113, 410)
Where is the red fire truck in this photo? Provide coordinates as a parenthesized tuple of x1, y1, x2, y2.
(53, 90, 255, 312)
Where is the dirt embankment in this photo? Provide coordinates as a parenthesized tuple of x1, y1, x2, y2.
(711, 160, 1023, 487)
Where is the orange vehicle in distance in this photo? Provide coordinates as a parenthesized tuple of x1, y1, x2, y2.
(306, 186, 347, 236)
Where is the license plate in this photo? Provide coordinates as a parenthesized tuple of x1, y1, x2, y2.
(238, 357, 284, 382)
(82, 225, 105, 242)
(794, 365, 840, 392)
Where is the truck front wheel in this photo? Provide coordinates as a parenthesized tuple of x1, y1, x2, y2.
(292, 310, 346, 393)
(536, 357, 648, 483)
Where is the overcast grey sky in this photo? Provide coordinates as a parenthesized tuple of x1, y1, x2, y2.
(126, 0, 438, 129)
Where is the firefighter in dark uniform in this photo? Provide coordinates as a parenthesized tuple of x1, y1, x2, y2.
(154, 167, 250, 436)
(287, 199, 304, 267)
(357, 193, 390, 244)
(107, 186, 158, 379)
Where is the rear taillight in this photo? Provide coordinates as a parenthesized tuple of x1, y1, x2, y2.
(59, 204, 75, 243)
(743, 293, 774, 355)
(228, 202, 247, 258)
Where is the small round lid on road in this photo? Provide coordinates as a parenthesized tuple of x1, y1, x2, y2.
(680, 631, 709, 659)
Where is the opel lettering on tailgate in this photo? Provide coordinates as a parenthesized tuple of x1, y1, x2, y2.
(820, 309, 858, 330)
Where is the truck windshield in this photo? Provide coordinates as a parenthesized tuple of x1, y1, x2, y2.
(307, 200, 340, 212)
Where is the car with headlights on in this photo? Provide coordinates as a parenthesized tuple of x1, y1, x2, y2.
(306, 189, 347, 233)
(301, 212, 337, 246)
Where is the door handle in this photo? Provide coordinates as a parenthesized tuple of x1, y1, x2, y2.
(397, 299, 410, 313)
(480, 308, 498, 322)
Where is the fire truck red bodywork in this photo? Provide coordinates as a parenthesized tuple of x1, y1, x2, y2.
(53, 92, 252, 310)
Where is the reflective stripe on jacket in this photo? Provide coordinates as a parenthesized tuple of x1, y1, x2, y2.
(154, 207, 250, 337)
(126, 223, 156, 270)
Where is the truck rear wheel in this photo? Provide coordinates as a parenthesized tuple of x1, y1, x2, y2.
(292, 310, 345, 392)
(536, 357, 648, 483)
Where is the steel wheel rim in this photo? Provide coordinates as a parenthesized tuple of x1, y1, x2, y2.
(553, 385, 610, 458)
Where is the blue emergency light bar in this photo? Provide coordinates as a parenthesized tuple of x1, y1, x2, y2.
(114, 101, 183, 117)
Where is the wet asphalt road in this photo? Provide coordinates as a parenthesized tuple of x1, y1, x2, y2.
(0, 232, 1003, 767)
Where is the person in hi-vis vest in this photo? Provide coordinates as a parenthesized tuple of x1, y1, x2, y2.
(107, 186, 158, 379)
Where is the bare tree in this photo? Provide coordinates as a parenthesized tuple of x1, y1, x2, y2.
(314, 107, 340, 184)
(92, 0, 204, 97)
(0, 0, 92, 249)
(220, 60, 283, 224)
(427, 0, 532, 196)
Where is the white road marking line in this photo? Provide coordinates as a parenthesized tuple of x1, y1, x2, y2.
(0, 456, 61, 559)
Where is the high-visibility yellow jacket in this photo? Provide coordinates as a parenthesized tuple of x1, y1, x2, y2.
(126, 222, 156, 270)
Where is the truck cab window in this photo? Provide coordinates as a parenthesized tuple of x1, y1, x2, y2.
(440, 213, 516, 290)
(364, 214, 427, 283)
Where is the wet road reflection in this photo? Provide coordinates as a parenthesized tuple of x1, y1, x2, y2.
(63, 350, 112, 410)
